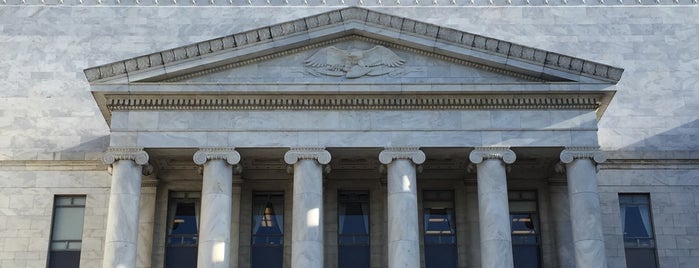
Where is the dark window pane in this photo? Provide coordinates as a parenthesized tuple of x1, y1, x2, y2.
(49, 196, 86, 268)
(165, 247, 197, 268)
(513, 245, 540, 268)
(625, 248, 658, 268)
(251, 246, 283, 268)
(338, 191, 370, 267)
(48, 251, 81, 268)
(425, 244, 457, 268)
(338, 246, 370, 268)
(423, 190, 457, 267)
(619, 194, 658, 268)
(509, 191, 541, 268)
(252, 193, 284, 268)
(165, 193, 200, 268)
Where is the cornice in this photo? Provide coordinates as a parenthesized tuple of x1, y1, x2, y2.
(83, 7, 623, 84)
(599, 159, 699, 170)
(5, 0, 697, 6)
(104, 92, 603, 111)
(0, 160, 106, 171)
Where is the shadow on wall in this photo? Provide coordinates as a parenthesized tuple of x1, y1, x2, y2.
(606, 119, 699, 153)
(54, 135, 110, 160)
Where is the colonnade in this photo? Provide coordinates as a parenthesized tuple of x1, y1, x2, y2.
(101, 146, 607, 268)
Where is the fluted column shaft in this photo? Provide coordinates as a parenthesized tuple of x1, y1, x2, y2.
(102, 148, 149, 268)
(560, 148, 607, 268)
(379, 148, 425, 268)
(194, 148, 241, 268)
(470, 147, 515, 268)
(285, 148, 331, 268)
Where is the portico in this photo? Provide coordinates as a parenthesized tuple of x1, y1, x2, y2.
(85, 7, 622, 268)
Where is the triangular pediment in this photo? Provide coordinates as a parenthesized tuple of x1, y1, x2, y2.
(171, 37, 536, 84)
(84, 7, 623, 85)
(85, 7, 623, 126)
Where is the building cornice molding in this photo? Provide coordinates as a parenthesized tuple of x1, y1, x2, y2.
(6, 1, 697, 6)
(0, 160, 107, 171)
(103, 92, 604, 111)
(193, 148, 241, 165)
(102, 147, 149, 165)
(469, 147, 516, 164)
(83, 7, 623, 84)
(379, 147, 426, 165)
(284, 148, 332, 165)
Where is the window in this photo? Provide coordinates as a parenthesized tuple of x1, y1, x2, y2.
(48, 196, 86, 268)
(509, 191, 541, 268)
(423, 190, 457, 268)
(619, 194, 658, 268)
(338, 191, 370, 268)
(251, 192, 284, 268)
(165, 192, 200, 268)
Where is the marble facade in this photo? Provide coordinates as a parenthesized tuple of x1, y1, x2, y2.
(1, 4, 699, 268)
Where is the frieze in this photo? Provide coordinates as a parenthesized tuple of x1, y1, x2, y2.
(105, 93, 602, 111)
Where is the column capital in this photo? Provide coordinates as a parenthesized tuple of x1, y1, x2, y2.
(193, 148, 241, 165)
(379, 147, 426, 165)
(102, 147, 149, 165)
(469, 147, 516, 164)
(560, 147, 606, 164)
(284, 147, 331, 165)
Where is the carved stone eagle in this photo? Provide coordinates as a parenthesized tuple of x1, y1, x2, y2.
(304, 45, 406, 78)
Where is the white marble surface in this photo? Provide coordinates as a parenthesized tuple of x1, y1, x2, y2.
(562, 150, 607, 268)
(473, 157, 514, 268)
(103, 159, 143, 268)
(386, 158, 420, 268)
(290, 158, 325, 268)
(198, 159, 233, 268)
(137, 184, 157, 268)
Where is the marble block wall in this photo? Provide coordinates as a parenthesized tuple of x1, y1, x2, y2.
(1, 4, 699, 268)
(0, 6, 698, 157)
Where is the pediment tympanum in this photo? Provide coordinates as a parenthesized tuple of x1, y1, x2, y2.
(172, 38, 533, 84)
(84, 7, 623, 126)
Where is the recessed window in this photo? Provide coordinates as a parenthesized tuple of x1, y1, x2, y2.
(619, 194, 658, 268)
(165, 192, 200, 268)
(423, 190, 457, 268)
(509, 190, 541, 268)
(338, 191, 370, 268)
(251, 192, 284, 268)
(48, 196, 86, 268)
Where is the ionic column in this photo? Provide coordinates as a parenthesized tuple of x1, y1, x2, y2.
(378, 147, 426, 268)
(469, 147, 516, 268)
(284, 148, 331, 268)
(560, 147, 607, 268)
(102, 147, 149, 268)
(193, 148, 241, 268)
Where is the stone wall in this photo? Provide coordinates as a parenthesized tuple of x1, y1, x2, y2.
(1, 6, 698, 157)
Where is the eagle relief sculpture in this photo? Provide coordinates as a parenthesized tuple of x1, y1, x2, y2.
(304, 45, 406, 79)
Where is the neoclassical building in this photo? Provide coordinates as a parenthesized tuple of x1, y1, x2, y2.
(1, 3, 698, 268)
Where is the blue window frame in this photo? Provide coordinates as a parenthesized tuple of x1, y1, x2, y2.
(423, 190, 457, 268)
(509, 190, 541, 268)
(165, 192, 200, 268)
(251, 192, 284, 268)
(338, 191, 370, 268)
(619, 193, 658, 268)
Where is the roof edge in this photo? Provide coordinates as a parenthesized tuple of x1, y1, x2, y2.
(83, 7, 623, 84)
